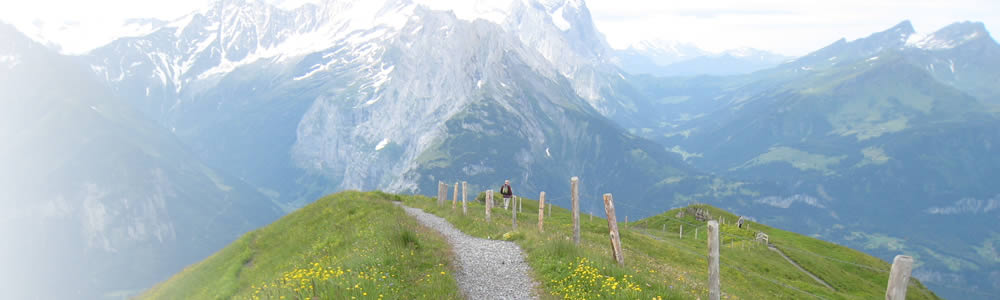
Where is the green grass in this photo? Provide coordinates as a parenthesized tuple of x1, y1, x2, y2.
(404, 195, 940, 300)
(139, 191, 459, 300)
(734, 146, 847, 176)
(140, 190, 941, 300)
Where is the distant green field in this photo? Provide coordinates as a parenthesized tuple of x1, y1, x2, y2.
(405, 193, 940, 300)
(139, 191, 459, 299)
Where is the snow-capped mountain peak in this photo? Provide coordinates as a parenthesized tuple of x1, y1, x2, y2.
(89, 0, 607, 91)
(626, 40, 708, 59)
(906, 21, 992, 50)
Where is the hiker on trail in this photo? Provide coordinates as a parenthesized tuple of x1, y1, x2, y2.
(501, 180, 513, 209)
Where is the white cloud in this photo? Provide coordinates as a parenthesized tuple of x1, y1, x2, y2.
(0, 0, 209, 53)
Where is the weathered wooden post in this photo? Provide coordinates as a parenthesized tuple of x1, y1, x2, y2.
(680, 224, 683, 239)
(603, 193, 624, 266)
(518, 195, 522, 213)
(512, 195, 518, 230)
(695, 227, 699, 240)
(452, 182, 458, 211)
(486, 190, 493, 222)
(885, 255, 914, 300)
(708, 220, 721, 300)
(571, 176, 580, 245)
(538, 192, 545, 232)
(462, 181, 468, 215)
(548, 201, 551, 217)
(437, 181, 443, 206)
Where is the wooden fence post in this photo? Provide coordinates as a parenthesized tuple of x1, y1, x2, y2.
(571, 176, 580, 245)
(462, 181, 467, 215)
(453, 182, 458, 211)
(548, 201, 551, 217)
(538, 192, 545, 232)
(603, 193, 624, 266)
(512, 196, 518, 230)
(885, 255, 914, 300)
(680, 224, 683, 239)
(437, 181, 443, 206)
(695, 227, 699, 240)
(708, 220, 721, 300)
(518, 195, 522, 213)
(486, 190, 493, 222)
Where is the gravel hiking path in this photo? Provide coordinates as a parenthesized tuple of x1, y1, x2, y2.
(398, 203, 539, 300)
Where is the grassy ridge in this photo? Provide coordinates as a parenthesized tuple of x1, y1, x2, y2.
(404, 194, 940, 300)
(140, 191, 459, 299)
(140, 190, 940, 299)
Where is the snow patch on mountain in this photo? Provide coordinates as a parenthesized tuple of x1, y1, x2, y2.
(908, 32, 981, 50)
(548, 4, 571, 31)
(754, 194, 826, 209)
(413, 0, 516, 24)
(926, 195, 1000, 215)
(375, 138, 391, 151)
(904, 22, 988, 50)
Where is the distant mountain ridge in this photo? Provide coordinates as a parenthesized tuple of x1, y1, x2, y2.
(628, 20, 1000, 300)
(779, 20, 1000, 103)
(613, 40, 791, 76)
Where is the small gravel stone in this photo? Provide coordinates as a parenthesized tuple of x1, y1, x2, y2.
(398, 203, 538, 300)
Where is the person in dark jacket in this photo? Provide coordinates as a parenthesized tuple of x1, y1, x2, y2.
(500, 180, 513, 209)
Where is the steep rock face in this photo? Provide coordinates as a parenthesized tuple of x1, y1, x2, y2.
(0, 23, 280, 299)
(290, 8, 560, 192)
(83, 0, 661, 207)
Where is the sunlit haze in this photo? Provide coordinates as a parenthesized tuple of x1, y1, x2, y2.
(1, 0, 997, 55)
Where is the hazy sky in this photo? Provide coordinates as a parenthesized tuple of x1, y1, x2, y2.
(587, 0, 1000, 55)
(0, 0, 997, 56)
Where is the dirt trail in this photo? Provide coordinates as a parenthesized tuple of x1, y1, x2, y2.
(768, 244, 836, 291)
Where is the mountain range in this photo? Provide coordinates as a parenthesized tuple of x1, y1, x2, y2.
(614, 40, 791, 76)
(4, 0, 1000, 299)
(628, 20, 1000, 299)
